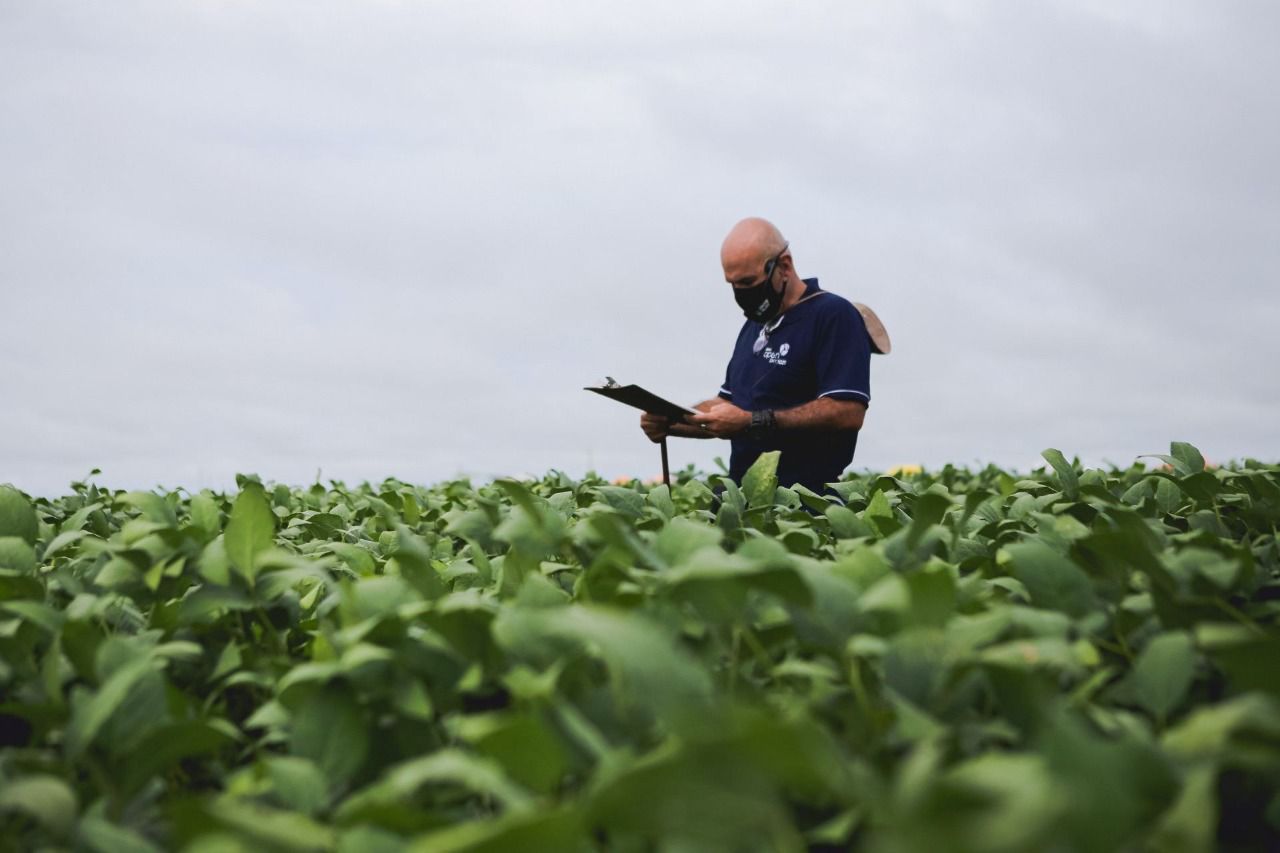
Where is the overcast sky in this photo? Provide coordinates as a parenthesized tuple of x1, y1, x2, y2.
(2, 1, 1276, 495)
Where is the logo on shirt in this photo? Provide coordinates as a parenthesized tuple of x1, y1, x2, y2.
(760, 345, 789, 366)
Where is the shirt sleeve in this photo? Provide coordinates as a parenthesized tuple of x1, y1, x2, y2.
(813, 300, 871, 405)
(718, 360, 733, 399)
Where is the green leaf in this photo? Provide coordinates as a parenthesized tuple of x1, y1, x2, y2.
(224, 482, 275, 582)
(1162, 693, 1280, 761)
(406, 806, 581, 853)
(742, 450, 780, 508)
(646, 484, 675, 519)
(1041, 449, 1080, 499)
(0, 485, 39, 545)
(905, 563, 956, 628)
(1132, 632, 1197, 719)
(493, 605, 712, 724)
(932, 753, 1062, 852)
(594, 485, 647, 519)
(826, 505, 872, 539)
(190, 490, 222, 538)
(266, 756, 329, 815)
(1170, 441, 1206, 475)
(451, 712, 568, 794)
(115, 720, 238, 797)
(120, 491, 178, 526)
(1002, 543, 1097, 619)
(66, 656, 158, 757)
(200, 797, 336, 852)
(1, 600, 65, 633)
(326, 542, 377, 576)
(336, 749, 532, 821)
(288, 685, 369, 786)
(78, 815, 164, 853)
(1154, 477, 1184, 515)
(42, 529, 89, 560)
(0, 536, 37, 574)
(652, 517, 722, 566)
(0, 775, 77, 837)
(1148, 765, 1217, 853)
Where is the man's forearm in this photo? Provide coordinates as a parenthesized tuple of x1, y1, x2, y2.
(774, 397, 866, 431)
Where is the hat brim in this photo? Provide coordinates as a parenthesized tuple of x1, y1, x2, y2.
(854, 302, 892, 355)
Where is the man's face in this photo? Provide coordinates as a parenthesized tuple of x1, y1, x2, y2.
(723, 245, 784, 292)
(724, 244, 790, 323)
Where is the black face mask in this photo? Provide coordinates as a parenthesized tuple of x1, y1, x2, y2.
(733, 254, 785, 323)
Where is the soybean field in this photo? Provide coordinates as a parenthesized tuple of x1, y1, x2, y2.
(1, 443, 1278, 851)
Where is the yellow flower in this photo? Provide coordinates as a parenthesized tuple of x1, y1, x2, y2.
(886, 464, 923, 477)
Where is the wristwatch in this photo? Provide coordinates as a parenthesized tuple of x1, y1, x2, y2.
(747, 409, 777, 440)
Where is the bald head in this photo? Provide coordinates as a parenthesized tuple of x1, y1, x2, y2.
(720, 217, 794, 291)
(721, 217, 787, 271)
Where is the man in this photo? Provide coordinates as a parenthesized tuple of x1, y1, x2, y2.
(640, 217, 871, 494)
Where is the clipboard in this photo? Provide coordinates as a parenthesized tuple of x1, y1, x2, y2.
(585, 378, 696, 487)
(584, 378, 696, 422)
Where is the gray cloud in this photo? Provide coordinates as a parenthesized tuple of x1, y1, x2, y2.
(1, 0, 1276, 495)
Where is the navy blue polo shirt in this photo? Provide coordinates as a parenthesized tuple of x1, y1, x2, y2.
(718, 278, 871, 493)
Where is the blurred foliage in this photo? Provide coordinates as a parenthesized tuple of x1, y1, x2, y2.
(1, 444, 1279, 851)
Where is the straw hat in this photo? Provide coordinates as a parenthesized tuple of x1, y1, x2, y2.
(853, 303, 892, 354)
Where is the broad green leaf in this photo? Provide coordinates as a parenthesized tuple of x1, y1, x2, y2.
(1148, 765, 1217, 853)
(1, 600, 65, 633)
(0, 775, 77, 836)
(1132, 632, 1197, 719)
(288, 685, 369, 786)
(742, 450, 780, 508)
(406, 807, 581, 853)
(905, 563, 956, 628)
(493, 605, 713, 723)
(1162, 693, 1280, 761)
(336, 748, 532, 821)
(451, 712, 568, 794)
(662, 541, 811, 608)
(1170, 441, 1206, 475)
(120, 491, 178, 526)
(652, 517, 722, 566)
(0, 535, 37, 574)
(594, 485, 647, 518)
(190, 490, 222, 537)
(116, 720, 238, 797)
(1037, 711, 1178, 851)
(904, 492, 951, 547)
(78, 815, 164, 853)
(200, 797, 336, 852)
(826, 504, 872, 539)
(265, 756, 329, 815)
(0, 485, 39, 544)
(326, 542, 377, 576)
(929, 753, 1062, 852)
(42, 529, 89, 560)
(1002, 543, 1097, 619)
(224, 483, 275, 582)
(66, 656, 158, 757)
(1041, 448, 1080, 499)
(646, 484, 675, 519)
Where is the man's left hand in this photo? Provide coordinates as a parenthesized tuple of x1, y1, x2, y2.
(687, 402, 751, 438)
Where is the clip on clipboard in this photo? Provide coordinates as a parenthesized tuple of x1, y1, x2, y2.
(585, 377, 696, 487)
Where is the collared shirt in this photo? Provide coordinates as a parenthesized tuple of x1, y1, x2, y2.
(718, 278, 871, 493)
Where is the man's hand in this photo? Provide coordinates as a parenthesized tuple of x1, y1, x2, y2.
(640, 413, 670, 443)
(687, 402, 751, 438)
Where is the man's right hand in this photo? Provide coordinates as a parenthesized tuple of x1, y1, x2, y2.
(640, 413, 669, 443)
